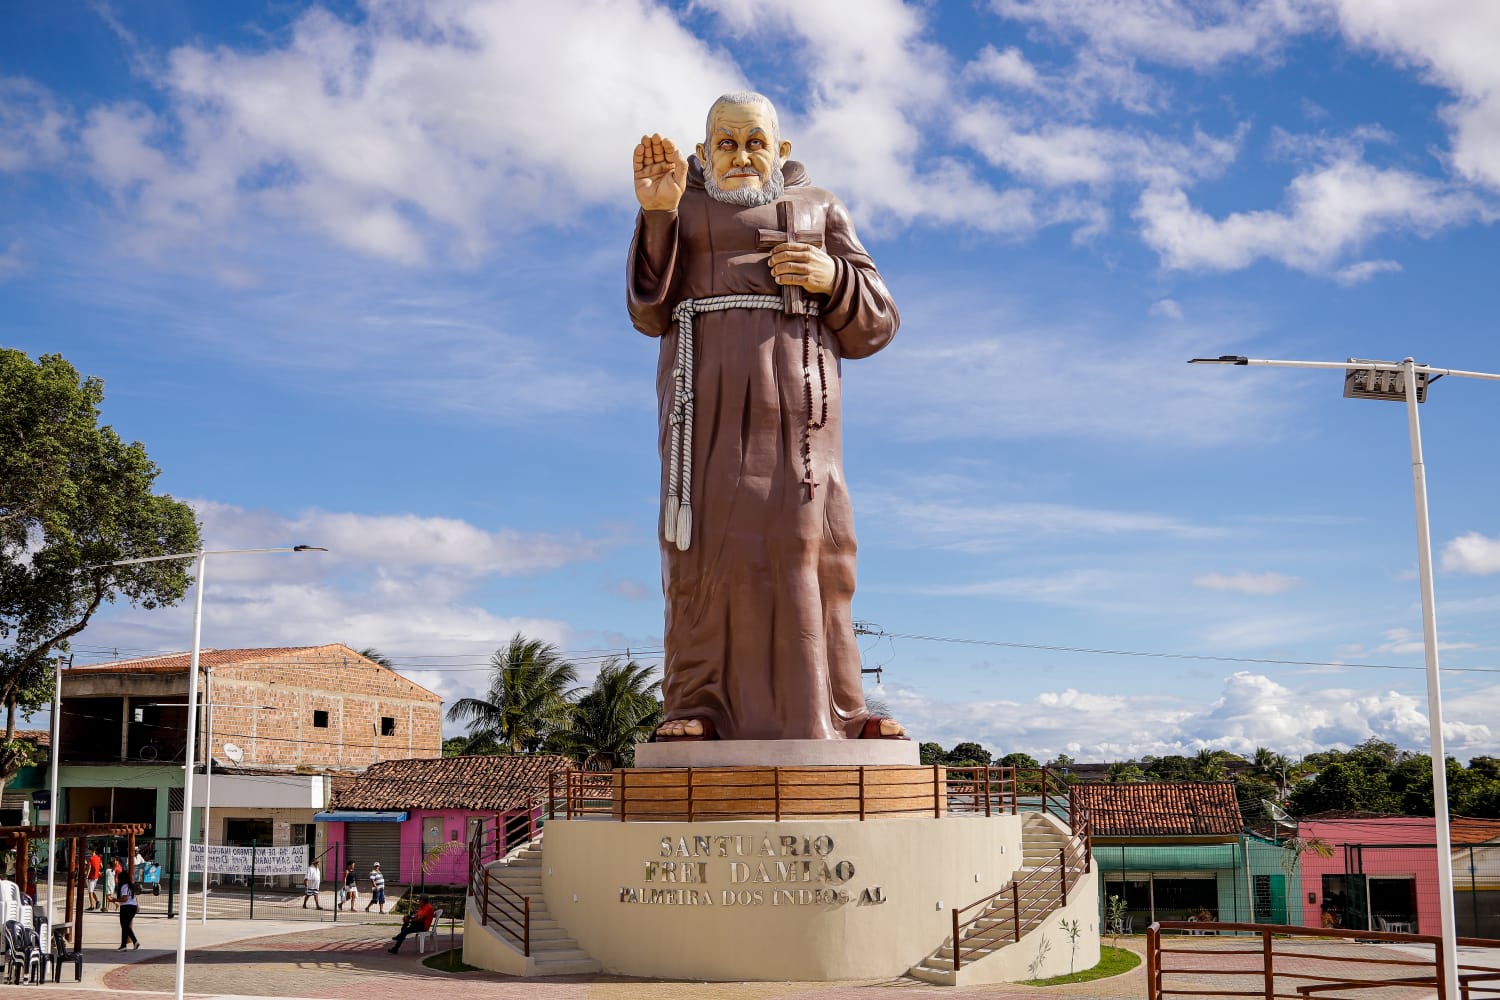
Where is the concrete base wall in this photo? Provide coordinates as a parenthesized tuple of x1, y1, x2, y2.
(537, 815, 1028, 981)
(462, 900, 532, 976)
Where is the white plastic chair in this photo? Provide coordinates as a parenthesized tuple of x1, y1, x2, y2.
(414, 908, 444, 954)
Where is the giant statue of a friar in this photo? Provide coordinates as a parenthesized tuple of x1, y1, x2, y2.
(628, 91, 905, 743)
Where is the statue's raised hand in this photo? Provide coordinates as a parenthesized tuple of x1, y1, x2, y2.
(634, 133, 688, 211)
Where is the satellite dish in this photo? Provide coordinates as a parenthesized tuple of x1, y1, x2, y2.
(223, 743, 244, 765)
(1263, 799, 1296, 828)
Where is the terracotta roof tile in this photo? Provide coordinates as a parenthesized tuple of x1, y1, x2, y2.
(71, 645, 345, 673)
(1072, 781, 1244, 837)
(1451, 817, 1500, 845)
(328, 755, 574, 811)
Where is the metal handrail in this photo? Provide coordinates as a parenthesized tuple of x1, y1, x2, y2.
(1144, 920, 1500, 1000)
(949, 815, 1092, 971)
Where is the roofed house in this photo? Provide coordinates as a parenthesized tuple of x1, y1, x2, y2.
(56, 644, 442, 867)
(1295, 814, 1500, 939)
(316, 754, 574, 888)
(1072, 781, 1249, 929)
(0, 730, 51, 826)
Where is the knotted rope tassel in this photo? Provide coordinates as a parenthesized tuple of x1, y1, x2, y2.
(665, 294, 786, 551)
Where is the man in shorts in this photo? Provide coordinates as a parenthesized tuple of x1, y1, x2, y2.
(302, 860, 323, 909)
(364, 861, 386, 913)
(86, 849, 103, 910)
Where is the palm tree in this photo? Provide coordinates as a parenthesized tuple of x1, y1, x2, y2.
(357, 647, 394, 669)
(553, 658, 662, 770)
(1194, 747, 1233, 781)
(445, 633, 580, 754)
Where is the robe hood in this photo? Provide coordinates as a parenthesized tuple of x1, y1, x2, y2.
(687, 154, 810, 191)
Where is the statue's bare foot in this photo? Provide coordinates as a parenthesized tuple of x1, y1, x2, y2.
(655, 718, 715, 741)
(860, 716, 909, 740)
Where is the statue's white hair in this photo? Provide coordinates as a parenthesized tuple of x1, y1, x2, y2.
(703, 91, 781, 150)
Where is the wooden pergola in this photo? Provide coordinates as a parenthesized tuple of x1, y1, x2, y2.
(0, 820, 149, 971)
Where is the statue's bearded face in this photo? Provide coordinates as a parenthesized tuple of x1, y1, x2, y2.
(698, 103, 791, 207)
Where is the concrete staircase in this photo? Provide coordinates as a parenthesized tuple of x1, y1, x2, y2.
(908, 814, 1075, 986)
(473, 838, 600, 975)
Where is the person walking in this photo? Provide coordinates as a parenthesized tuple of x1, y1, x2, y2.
(86, 849, 103, 911)
(102, 855, 119, 912)
(116, 876, 141, 950)
(337, 860, 358, 911)
(364, 861, 386, 913)
(302, 860, 323, 909)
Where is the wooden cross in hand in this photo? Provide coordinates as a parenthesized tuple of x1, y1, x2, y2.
(758, 200, 823, 316)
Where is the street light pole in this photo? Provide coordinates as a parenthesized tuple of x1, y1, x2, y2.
(1189, 355, 1500, 996)
(91, 545, 326, 1000)
(201, 666, 213, 924)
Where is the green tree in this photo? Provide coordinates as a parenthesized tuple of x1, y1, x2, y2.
(946, 741, 993, 766)
(1, 349, 199, 789)
(918, 742, 947, 766)
(998, 752, 1040, 769)
(1143, 755, 1196, 781)
(445, 633, 580, 753)
(553, 657, 662, 770)
(1107, 761, 1146, 783)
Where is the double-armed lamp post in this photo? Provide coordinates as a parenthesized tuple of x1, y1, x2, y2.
(75, 545, 326, 1000)
(1189, 355, 1500, 995)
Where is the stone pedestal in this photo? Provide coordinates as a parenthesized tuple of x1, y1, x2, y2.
(636, 738, 919, 768)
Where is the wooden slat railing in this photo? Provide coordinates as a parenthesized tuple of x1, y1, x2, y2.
(1145, 920, 1500, 1000)
(544, 763, 1086, 823)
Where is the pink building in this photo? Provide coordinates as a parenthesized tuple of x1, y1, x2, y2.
(316, 755, 572, 889)
(1298, 816, 1500, 938)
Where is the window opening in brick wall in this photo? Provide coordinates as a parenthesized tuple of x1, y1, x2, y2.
(313, 710, 329, 728)
(381, 716, 396, 736)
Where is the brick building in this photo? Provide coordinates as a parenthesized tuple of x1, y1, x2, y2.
(56, 644, 442, 865)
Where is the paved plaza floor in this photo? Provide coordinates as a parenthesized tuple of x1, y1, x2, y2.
(35, 907, 1152, 1000)
(31, 915, 1500, 1000)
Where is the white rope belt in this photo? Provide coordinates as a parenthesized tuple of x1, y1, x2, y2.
(665, 294, 817, 551)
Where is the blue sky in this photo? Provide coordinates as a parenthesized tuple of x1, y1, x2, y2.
(4, 0, 1500, 762)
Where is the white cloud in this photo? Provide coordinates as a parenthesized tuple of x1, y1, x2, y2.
(0, 241, 24, 282)
(1442, 532, 1500, 575)
(704, 0, 1035, 236)
(988, 0, 1322, 71)
(74, 0, 742, 262)
(966, 45, 1046, 92)
(0, 77, 68, 173)
(1331, 0, 1500, 192)
(952, 102, 1241, 189)
(1149, 298, 1183, 319)
(857, 297, 1287, 446)
(189, 498, 607, 578)
(1195, 571, 1303, 595)
(892, 669, 1498, 761)
(1333, 259, 1402, 285)
(876, 498, 1215, 554)
(78, 498, 615, 710)
(1136, 157, 1484, 275)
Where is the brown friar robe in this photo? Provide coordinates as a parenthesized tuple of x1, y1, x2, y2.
(626, 157, 900, 740)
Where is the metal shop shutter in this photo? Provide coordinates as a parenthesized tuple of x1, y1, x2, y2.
(344, 823, 404, 885)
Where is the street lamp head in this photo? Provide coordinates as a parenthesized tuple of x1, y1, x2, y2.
(293, 545, 328, 552)
(1187, 356, 1249, 365)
